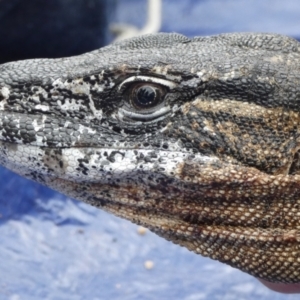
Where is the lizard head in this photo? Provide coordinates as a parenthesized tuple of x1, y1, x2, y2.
(1, 32, 300, 282)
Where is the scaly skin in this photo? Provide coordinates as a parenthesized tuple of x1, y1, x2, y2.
(1, 32, 300, 282)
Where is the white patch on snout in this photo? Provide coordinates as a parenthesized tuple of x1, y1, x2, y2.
(196, 69, 210, 82)
(78, 124, 97, 135)
(52, 78, 90, 95)
(57, 98, 85, 112)
(34, 104, 49, 111)
(0, 87, 10, 110)
(0, 87, 10, 98)
(52, 78, 64, 88)
(221, 70, 237, 80)
(70, 80, 90, 95)
(31, 86, 48, 102)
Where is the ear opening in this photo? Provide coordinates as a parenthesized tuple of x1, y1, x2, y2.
(288, 148, 300, 175)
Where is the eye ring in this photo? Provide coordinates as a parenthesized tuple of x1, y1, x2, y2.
(118, 76, 177, 112)
(129, 82, 166, 110)
(118, 75, 177, 91)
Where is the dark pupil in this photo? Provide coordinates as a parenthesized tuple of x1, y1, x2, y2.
(135, 86, 157, 107)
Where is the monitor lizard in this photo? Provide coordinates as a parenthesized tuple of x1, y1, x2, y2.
(0, 32, 300, 283)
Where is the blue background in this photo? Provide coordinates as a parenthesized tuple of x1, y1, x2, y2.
(1, 1, 300, 299)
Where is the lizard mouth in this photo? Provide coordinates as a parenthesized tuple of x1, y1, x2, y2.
(0, 138, 218, 183)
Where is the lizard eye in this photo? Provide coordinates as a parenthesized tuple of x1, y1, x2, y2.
(118, 76, 177, 111)
(129, 83, 166, 110)
(117, 76, 177, 123)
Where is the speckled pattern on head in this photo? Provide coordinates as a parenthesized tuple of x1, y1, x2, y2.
(1, 32, 300, 283)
